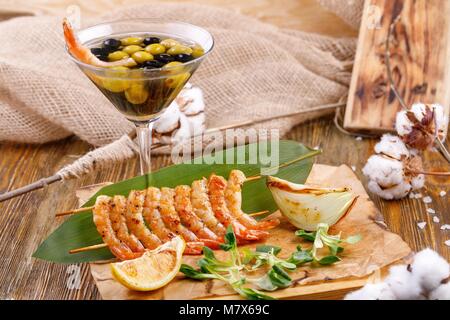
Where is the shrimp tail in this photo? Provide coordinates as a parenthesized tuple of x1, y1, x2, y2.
(231, 221, 268, 241)
(254, 218, 280, 230)
(184, 242, 205, 255)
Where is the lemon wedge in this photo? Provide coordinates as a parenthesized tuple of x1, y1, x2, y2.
(110, 236, 185, 291)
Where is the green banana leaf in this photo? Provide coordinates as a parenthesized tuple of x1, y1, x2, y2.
(33, 140, 319, 263)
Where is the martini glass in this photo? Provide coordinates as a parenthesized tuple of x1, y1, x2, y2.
(67, 19, 213, 175)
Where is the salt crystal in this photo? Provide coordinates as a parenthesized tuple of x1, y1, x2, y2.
(355, 136, 362, 141)
(409, 193, 415, 199)
(426, 208, 436, 214)
(440, 191, 447, 197)
(423, 196, 432, 204)
(417, 222, 427, 229)
(433, 216, 440, 223)
(313, 145, 320, 150)
(445, 240, 450, 247)
(414, 193, 423, 199)
(441, 224, 450, 230)
(351, 166, 356, 172)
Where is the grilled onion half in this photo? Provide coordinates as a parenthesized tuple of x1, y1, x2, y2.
(267, 176, 358, 231)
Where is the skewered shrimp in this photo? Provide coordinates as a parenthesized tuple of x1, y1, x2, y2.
(125, 190, 162, 249)
(143, 187, 176, 242)
(159, 187, 199, 242)
(225, 170, 280, 230)
(191, 178, 226, 237)
(92, 196, 142, 260)
(62, 18, 137, 68)
(174, 185, 222, 244)
(208, 175, 269, 241)
(110, 195, 145, 252)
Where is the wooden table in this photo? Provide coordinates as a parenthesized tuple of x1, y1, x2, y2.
(0, 0, 448, 300)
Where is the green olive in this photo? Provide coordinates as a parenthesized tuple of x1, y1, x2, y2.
(160, 38, 180, 49)
(120, 37, 143, 46)
(108, 51, 129, 61)
(122, 45, 143, 55)
(131, 51, 154, 63)
(165, 72, 190, 89)
(191, 45, 205, 58)
(125, 84, 149, 104)
(167, 45, 193, 55)
(162, 61, 184, 74)
(102, 66, 130, 92)
(145, 43, 166, 55)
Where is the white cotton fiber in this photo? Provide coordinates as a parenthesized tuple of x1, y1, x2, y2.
(344, 282, 395, 300)
(362, 155, 404, 188)
(410, 174, 425, 190)
(385, 265, 423, 300)
(411, 249, 450, 292)
(367, 180, 411, 200)
(395, 111, 413, 136)
(429, 282, 450, 300)
(374, 134, 410, 160)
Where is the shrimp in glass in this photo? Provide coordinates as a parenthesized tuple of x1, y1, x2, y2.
(208, 174, 269, 241)
(92, 196, 142, 260)
(125, 190, 162, 249)
(110, 195, 145, 253)
(62, 18, 137, 68)
(225, 170, 279, 230)
(191, 178, 226, 237)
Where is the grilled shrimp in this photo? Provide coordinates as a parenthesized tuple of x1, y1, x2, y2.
(159, 187, 216, 254)
(208, 175, 269, 241)
(125, 190, 162, 249)
(62, 18, 137, 68)
(159, 187, 199, 242)
(191, 178, 226, 237)
(143, 187, 176, 242)
(110, 195, 145, 252)
(225, 170, 280, 230)
(174, 185, 222, 244)
(92, 196, 142, 260)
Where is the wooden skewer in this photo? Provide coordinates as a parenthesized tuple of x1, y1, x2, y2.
(69, 243, 107, 254)
(68, 210, 270, 254)
(56, 206, 94, 217)
(56, 176, 266, 217)
(56, 148, 321, 217)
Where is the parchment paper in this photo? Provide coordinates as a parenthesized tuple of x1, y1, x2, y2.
(84, 164, 411, 299)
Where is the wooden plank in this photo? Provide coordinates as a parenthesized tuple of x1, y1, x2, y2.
(344, 0, 450, 133)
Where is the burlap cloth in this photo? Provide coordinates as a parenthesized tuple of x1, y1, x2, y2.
(0, 1, 364, 154)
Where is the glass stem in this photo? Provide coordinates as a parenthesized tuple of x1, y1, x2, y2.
(135, 121, 154, 176)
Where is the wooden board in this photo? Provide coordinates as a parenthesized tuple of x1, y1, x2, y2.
(344, 0, 450, 133)
(79, 165, 411, 300)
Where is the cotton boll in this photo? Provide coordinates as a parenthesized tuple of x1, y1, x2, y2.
(429, 282, 450, 300)
(154, 102, 181, 134)
(385, 265, 423, 299)
(411, 249, 450, 292)
(367, 180, 411, 200)
(177, 86, 205, 116)
(374, 134, 410, 160)
(171, 113, 192, 144)
(344, 282, 395, 300)
(362, 155, 405, 188)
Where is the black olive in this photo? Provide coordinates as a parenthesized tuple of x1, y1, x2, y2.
(90, 48, 108, 61)
(143, 37, 160, 45)
(174, 53, 194, 63)
(103, 38, 121, 51)
(154, 54, 175, 64)
(142, 60, 164, 69)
